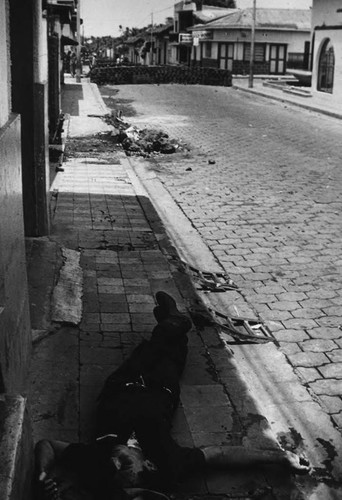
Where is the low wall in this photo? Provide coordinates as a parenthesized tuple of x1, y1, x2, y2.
(89, 64, 232, 87)
(0, 113, 31, 394)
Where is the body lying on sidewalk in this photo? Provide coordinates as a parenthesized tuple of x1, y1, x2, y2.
(34, 292, 310, 500)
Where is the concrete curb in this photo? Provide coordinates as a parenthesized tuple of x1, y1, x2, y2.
(233, 84, 342, 121)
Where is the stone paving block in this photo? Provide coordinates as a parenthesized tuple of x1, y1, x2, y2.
(205, 468, 268, 497)
(309, 379, 342, 397)
(100, 301, 129, 313)
(80, 363, 114, 387)
(184, 406, 234, 434)
(319, 395, 342, 414)
(127, 302, 155, 313)
(181, 364, 219, 386)
(80, 323, 101, 333)
(272, 329, 310, 342)
(291, 308, 326, 319)
(80, 385, 100, 441)
(287, 351, 329, 367)
(318, 363, 342, 379)
(282, 318, 318, 330)
(98, 284, 125, 294)
(125, 285, 152, 295)
(295, 367, 321, 383)
(300, 339, 338, 352)
(326, 349, 342, 363)
(181, 385, 231, 408)
(307, 326, 342, 340)
(125, 293, 155, 304)
(316, 316, 341, 329)
(80, 345, 123, 365)
(100, 312, 130, 324)
(279, 342, 302, 356)
(99, 293, 127, 303)
(171, 407, 194, 447)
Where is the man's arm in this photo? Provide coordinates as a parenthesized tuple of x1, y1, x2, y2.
(201, 445, 310, 474)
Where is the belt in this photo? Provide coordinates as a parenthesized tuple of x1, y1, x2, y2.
(124, 375, 173, 398)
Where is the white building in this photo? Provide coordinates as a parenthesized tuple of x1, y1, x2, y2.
(191, 8, 311, 75)
(311, 0, 342, 106)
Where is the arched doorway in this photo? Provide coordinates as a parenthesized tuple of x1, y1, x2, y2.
(317, 38, 335, 93)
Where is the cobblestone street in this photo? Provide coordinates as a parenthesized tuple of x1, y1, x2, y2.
(101, 83, 342, 432)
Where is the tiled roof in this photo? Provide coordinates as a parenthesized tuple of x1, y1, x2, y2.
(194, 8, 238, 23)
(195, 8, 311, 31)
(152, 22, 174, 34)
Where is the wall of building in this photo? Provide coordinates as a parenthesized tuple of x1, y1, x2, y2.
(311, 0, 342, 104)
(0, 0, 31, 396)
(212, 29, 310, 55)
(0, 116, 32, 395)
(312, 0, 342, 26)
(0, 1, 10, 127)
(192, 29, 310, 74)
(0, 1, 39, 496)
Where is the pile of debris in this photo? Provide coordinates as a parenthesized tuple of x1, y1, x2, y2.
(103, 111, 186, 157)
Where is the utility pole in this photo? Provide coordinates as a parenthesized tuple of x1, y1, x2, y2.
(248, 0, 256, 88)
(150, 12, 154, 65)
(76, 0, 82, 82)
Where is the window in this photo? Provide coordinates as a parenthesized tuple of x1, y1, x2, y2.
(218, 43, 234, 70)
(205, 42, 212, 59)
(244, 43, 265, 62)
(317, 39, 334, 93)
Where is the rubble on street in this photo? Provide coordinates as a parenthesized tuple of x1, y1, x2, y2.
(102, 111, 188, 157)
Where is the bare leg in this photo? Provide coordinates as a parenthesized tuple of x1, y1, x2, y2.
(201, 445, 310, 474)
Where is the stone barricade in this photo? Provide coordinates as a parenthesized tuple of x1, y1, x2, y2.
(89, 64, 232, 87)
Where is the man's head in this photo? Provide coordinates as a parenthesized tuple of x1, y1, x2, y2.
(110, 444, 157, 488)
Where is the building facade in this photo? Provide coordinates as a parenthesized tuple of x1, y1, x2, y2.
(171, 1, 235, 65)
(0, 1, 78, 497)
(191, 8, 311, 75)
(311, 0, 342, 105)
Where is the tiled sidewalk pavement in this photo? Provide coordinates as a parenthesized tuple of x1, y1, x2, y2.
(29, 81, 307, 499)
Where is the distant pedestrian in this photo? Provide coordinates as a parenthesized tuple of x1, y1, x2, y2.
(64, 50, 71, 73)
(89, 53, 97, 69)
(70, 50, 77, 77)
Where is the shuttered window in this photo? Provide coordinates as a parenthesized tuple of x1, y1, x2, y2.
(244, 43, 265, 62)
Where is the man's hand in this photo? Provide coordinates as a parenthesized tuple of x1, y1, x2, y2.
(38, 472, 60, 500)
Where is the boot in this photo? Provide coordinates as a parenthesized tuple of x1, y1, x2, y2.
(153, 291, 185, 323)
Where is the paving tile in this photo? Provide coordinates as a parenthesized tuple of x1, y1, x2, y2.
(181, 385, 231, 408)
(184, 406, 234, 434)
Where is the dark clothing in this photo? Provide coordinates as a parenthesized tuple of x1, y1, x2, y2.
(96, 316, 205, 488)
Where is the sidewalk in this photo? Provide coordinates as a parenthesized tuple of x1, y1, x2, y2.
(28, 78, 329, 499)
(233, 76, 342, 120)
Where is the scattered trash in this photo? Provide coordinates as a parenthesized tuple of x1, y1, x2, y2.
(102, 111, 187, 157)
(208, 159, 216, 165)
(186, 167, 192, 171)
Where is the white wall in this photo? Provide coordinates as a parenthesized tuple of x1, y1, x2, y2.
(33, 0, 48, 84)
(211, 29, 310, 58)
(0, 0, 10, 127)
(312, 0, 342, 26)
(311, 0, 342, 103)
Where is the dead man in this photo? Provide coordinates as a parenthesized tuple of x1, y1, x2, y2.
(35, 292, 310, 500)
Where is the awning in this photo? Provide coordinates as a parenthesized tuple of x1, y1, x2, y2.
(61, 35, 78, 46)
